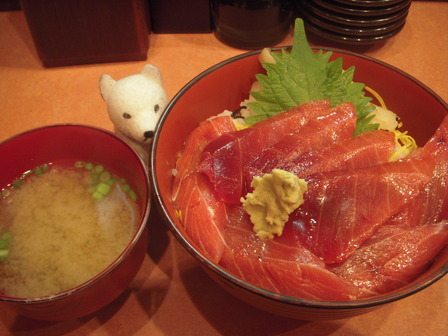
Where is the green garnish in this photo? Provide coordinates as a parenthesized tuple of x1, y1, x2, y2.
(92, 191, 104, 200)
(34, 164, 49, 176)
(2, 164, 51, 196)
(89, 180, 99, 187)
(128, 190, 137, 202)
(12, 179, 24, 189)
(94, 165, 105, 174)
(0, 229, 12, 262)
(0, 249, 9, 263)
(75, 162, 137, 202)
(96, 182, 111, 195)
(246, 18, 377, 136)
(34, 166, 44, 175)
(0, 231, 12, 245)
(85, 162, 94, 170)
(106, 178, 116, 186)
(99, 171, 111, 182)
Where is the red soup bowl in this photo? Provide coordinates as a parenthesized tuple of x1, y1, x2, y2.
(0, 124, 151, 320)
(150, 48, 448, 320)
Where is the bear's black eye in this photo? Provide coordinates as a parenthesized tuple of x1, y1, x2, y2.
(154, 104, 159, 112)
(123, 113, 131, 119)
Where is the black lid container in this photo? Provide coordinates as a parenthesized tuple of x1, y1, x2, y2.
(211, 0, 293, 49)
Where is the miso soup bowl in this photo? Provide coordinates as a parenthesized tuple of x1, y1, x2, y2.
(0, 124, 151, 320)
(151, 48, 448, 320)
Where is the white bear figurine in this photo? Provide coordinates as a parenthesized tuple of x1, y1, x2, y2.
(99, 64, 168, 166)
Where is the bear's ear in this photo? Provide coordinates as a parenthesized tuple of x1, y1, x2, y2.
(141, 64, 162, 84)
(99, 74, 116, 101)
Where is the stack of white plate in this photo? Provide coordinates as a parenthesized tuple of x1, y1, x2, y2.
(295, 0, 412, 44)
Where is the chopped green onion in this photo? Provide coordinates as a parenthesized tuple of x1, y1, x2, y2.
(128, 189, 137, 202)
(77, 161, 136, 202)
(0, 230, 12, 247)
(1, 231, 12, 243)
(99, 171, 111, 182)
(94, 165, 104, 174)
(6, 164, 51, 192)
(0, 230, 11, 262)
(0, 249, 9, 262)
(12, 179, 24, 189)
(96, 182, 111, 195)
(33, 164, 49, 176)
(34, 164, 49, 176)
(92, 191, 104, 200)
(34, 166, 44, 175)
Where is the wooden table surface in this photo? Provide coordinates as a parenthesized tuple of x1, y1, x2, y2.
(1, 2, 447, 335)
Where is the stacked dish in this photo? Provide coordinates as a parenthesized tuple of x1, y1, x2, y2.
(295, 0, 412, 44)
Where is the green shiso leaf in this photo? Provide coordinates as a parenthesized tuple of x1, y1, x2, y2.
(245, 18, 378, 136)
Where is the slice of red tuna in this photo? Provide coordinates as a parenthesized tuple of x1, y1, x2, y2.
(172, 116, 236, 262)
(289, 157, 435, 264)
(331, 222, 448, 297)
(172, 116, 237, 201)
(280, 129, 397, 178)
(198, 100, 332, 204)
(175, 173, 229, 263)
(219, 205, 359, 301)
(244, 102, 357, 187)
(387, 115, 448, 227)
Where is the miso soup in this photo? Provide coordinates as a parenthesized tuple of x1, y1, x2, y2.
(0, 163, 139, 298)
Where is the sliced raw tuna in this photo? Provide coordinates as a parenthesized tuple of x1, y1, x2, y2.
(175, 173, 229, 263)
(244, 102, 357, 186)
(172, 116, 236, 201)
(172, 116, 236, 262)
(387, 115, 448, 227)
(198, 100, 332, 204)
(280, 130, 397, 178)
(220, 205, 359, 301)
(332, 222, 448, 297)
(290, 157, 435, 264)
(172, 103, 448, 301)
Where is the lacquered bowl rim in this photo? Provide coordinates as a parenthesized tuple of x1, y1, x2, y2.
(151, 47, 448, 310)
(0, 123, 151, 304)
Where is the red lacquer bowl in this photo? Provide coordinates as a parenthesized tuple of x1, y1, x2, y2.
(0, 124, 151, 320)
(151, 48, 448, 320)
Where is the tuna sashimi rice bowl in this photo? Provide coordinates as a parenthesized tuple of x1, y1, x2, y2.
(151, 19, 448, 319)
